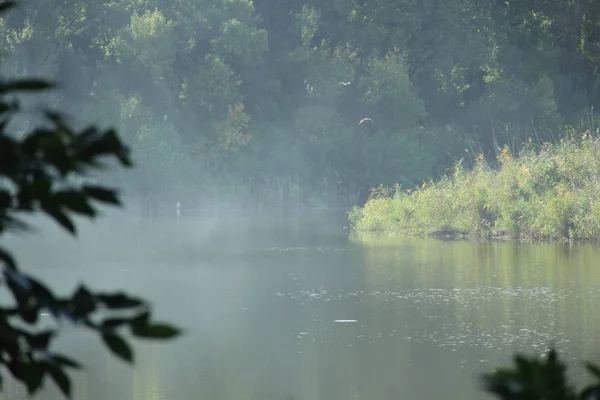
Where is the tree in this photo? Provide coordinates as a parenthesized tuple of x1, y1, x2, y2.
(0, 2, 180, 397)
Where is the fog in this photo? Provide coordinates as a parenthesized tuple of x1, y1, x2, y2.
(3, 0, 600, 398)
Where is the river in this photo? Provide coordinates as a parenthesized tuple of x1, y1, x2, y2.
(4, 209, 600, 399)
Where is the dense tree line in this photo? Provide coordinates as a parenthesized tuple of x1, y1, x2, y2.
(1, 0, 599, 208)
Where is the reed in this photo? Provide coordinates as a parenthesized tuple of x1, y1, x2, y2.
(350, 132, 600, 241)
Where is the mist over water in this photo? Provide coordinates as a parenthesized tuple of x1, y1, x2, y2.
(3, 0, 600, 398)
(4, 209, 600, 400)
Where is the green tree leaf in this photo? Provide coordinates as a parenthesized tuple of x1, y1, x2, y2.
(27, 330, 54, 349)
(54, 190, 96, 217)
(41, 204, 76, 234)
(22, 362, 45, 395)
(0, 4, 181, 397)
(0, 79, 54, 94)
(0, 1, 16, 13)
(0, 247, 17, 270)
(587, 363, 600, 380)
(46, 364, 71, 398)
(82, 186, 121, 205)
(51, 354, 82, 370)
(70, 285, 97, 316)
(97, 293, 145, 309)
(101, 333, 133, 363)
(131, 323, 182, 339)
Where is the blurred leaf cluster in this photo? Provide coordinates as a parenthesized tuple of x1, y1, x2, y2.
(483, 348, 600, 400)
(0, 2, 181, 397)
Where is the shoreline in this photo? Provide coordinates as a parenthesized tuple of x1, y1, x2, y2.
(349, 136, 600, 242)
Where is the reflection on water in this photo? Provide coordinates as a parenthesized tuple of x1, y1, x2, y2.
(3, 211, 600, 399)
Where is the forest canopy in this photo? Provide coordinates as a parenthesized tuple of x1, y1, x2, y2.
(2, 0, 599, 207)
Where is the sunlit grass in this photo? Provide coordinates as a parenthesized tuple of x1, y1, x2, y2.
(350, 133, 600, 241)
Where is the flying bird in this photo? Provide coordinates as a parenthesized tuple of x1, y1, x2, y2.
(357, 117, 376, 136)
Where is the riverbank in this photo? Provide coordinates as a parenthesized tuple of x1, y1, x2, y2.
(350, 135, 600, 241)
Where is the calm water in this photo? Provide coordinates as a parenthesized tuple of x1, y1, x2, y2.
(4, 210, 600, 400)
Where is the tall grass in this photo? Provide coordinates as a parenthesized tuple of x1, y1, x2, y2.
(350, 133, 600, 241)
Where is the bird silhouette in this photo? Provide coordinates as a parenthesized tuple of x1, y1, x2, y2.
(357, 117, 376, 136)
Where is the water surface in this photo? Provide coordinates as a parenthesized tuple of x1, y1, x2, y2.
(4, 210, 600, 400)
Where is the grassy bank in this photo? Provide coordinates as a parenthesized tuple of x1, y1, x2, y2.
(350, 134, 600, 241)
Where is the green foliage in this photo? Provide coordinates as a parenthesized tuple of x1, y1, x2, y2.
(483, 348, 600, 400)
(359, 49, 425, 128)
(2, 0, 600, 206)
(351, 134, 600, 241)
(0, 5, 181, 396)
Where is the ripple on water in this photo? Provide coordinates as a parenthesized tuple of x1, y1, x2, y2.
(278, 286, 596, 359)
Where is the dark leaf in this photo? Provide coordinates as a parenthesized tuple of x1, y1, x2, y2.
(0, 1, 16, 13)
(4, 272, 44, 323)
(71, 285, 96, 315)
(77, 129, 132, 167)
(0, 135, 19, 174)
(20, 130, 48, 154)
(18, 178, 52, 206)
(46, 363, 71, 398)
(44, 110, 73, 134)
(0, 309, 14, 326)
(43, 149, 73, 177)
(0, 79, 54, 93)
(0, 215, 32, 234)
(581, 386, 600, 400)
(29, 278, 57, 305)
(101, 333, 133, 363)
(41, 203, 76, 235)
(4, 270, 56, 323)
(132, 323, 182, 339)
(43, 110, 68, 124)
(0, 99, 17, 114)
(27, 330, 54, 349)
(20, 307, 40, 324)
(50, 354, 82, 370)
(82, 186, 121, 205)
(22, 362, 45, 395)
(97, 293, 144, 309)
(131, 311, 150, 327)
(0, 189, 12, 208)
(4, 268, 32, 293)
(587, 363, 600, 380)
(0, 246, 17, 270)
(7, 359, 25, 380)
(481, 374, 515, 398)
(54, 190, 96, 217)
(76, 126, 100, 143)
(547, 347, 558, 363)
